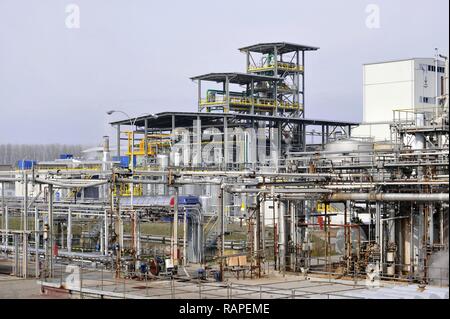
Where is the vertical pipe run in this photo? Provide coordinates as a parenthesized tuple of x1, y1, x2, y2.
(301, 50, 305, 118)
(144, 119, 149, 165)
(173, 187, 179, 264)
(67, 208, 72, 253)
(410, 204, 415, 276)
(104, 209, 109, 256)
(34, 207, 39, 278)
(278, 200, 286, 275)
(116, 125, 121, 157)
(255, 195, 261, 276)
(22, 232, 28, 278)
(218, 186, 225, 281)
(3, 206, 8, 251)
(14, 234, 19, 277)
(261, 194, 266, 262)
(23, 171, 28, 232)
(223, 118, 228, 169)
(225, 76, 230, 113)
(22, 171, 28, 278)
(296, 50, 300, 106)
(100, 222, 104, 255)
(198, 80, 202, 112)
(429, 204, 434, 245)
(290, 201, 296, 271)
(137, 214, 141, 260)
(1, 182, 4, 247)
(183, 208, 187, 266)
(48, 184, 54, 278)
(274, 46, 278, 116)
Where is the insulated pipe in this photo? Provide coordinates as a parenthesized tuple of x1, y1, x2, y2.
(67, 208, 72, 253)
(34, 178, 109, 189)
(226, 187, 332, 194)
(327, 193, 449, 202)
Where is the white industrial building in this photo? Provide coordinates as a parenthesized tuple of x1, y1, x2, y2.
(353, 57, 448, 141)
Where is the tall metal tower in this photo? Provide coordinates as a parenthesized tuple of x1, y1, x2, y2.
(239, 42, 319, 118)
(192, 42, 318, 118)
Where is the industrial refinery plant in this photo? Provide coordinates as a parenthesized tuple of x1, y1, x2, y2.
(0, 42, 448, 300)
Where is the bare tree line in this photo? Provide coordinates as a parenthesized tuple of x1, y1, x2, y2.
(0, 144, 87, 165)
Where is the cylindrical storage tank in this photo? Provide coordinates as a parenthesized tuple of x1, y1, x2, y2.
(157, 154, 169, 169)
(170, 152, 181, 166)
(413, 133, 425, 150)
(387, 264, 395, 276)
(325, 139, 373, 164)
(278, 201, 287, 269)
(199, 195, 211, 215)
(387, 251, 395, 262)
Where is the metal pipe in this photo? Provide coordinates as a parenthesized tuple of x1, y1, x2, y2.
(48, 184, 54, 277)
(172, 187, 179, 264)
(183, 208, 187, 266)
(34, 207, 39, 279)
(327, 193, 449, 202)
(104, 209, 109, 256)
(67, 207, 72, 253)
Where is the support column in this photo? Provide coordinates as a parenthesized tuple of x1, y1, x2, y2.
(137, 213, 141, 259)
(375, 202, 381, 245)
(198, 80, 202, 112)
(48, 184, 54, 277)
(22, 232, 28, 278)
(219, 186, 225, 281)
(172, 187, 179, 264)
(23, 171, 28, 232)
(224, 117, 229, 169)
(3, 206, 8, 249)
(225, 76, 230, 113)
(100, 223, 104, 254)
(116, 124, 121, 157)
(183, 208, 187, 266)
(14, 234, 19, 277)
(34, 207, 39, 278)
(144, 119, 149, 165)
(194, 116, 202, 167)
(20, 173, 28, 278)
(289, 201, 296, 271)
(302, 124, 307, 152)
(255, 196, 261, 276)
(60, 222, 64, 250)
(321, 125, 325, 150)
(429, 204, 434, 245)
(1, 182, 4, 247)
(251, 79, 255, 114)
(67, 208, 72, 253)
(295, 50, 300, 106)
(301, 50, 305, 118)
(261, 194, 266, 261)
(278, 200, 285, 275)
(104, 209, 109, 256)
(440, 206, 444, 245)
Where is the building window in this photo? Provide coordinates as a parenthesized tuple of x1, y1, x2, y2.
(420, 96, 435, 104)
(426, 65, 445, 73)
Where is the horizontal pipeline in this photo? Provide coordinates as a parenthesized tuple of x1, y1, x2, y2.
(327, 193, 449, 202)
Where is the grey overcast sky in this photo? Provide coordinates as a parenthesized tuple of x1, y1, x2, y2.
(0, 0, 448, 145)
